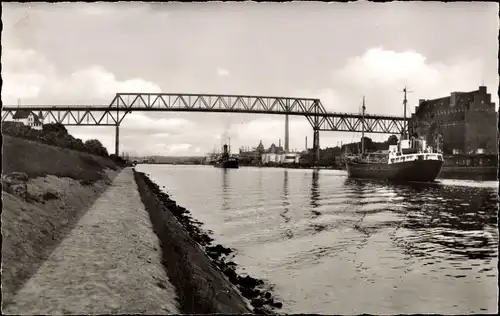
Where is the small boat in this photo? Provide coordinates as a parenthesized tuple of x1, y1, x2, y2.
(214, 144, 239, 169)
(346, 90, 444, 182)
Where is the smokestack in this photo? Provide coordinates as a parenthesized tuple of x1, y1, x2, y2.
(279, 138, 281, 148)
(305, 136, 308, 151)
(285, 114, 289, 153)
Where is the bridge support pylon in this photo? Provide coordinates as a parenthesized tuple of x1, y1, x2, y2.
(115, 124, 120, 156)
(313, 129, 320, 165)
(285, 114, 289, 152)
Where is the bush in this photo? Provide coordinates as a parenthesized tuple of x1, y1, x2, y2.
(84, 139, 109, 157)
(42, 123, 68, 135)
(109, 154, 127, 166)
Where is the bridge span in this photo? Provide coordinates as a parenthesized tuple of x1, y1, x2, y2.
(2, 92, 409, 163)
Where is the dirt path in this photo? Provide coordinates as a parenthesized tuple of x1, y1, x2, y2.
(4, 168, 179, 315)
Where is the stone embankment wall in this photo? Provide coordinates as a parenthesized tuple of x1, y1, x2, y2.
(134, 171, 285, 315)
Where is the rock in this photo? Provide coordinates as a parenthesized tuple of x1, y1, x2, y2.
(206, 251, 220, 260)
(264, 291, 272, 300)
(222, 267, 238, 283)
(3, 172, 29, 198)
(201, 234, 214, 245)
(206, 244, 232, 256)
(3, 172, 29, 182)
(263, 297, 274, 305)
(239, 286, 261, 299)
(215, 260, 226, 270)
(270, 301, 283, 309)
(238, 275, 261, 288)
(251, 297, 264, 308)
(41, 191, 59, 201)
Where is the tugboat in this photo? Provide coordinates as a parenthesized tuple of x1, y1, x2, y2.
(214, 141, 239, 169)
(346, 89, 444, 182)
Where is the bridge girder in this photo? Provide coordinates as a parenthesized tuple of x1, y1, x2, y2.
(2, 107, 407, 134)
(2, 92, 408, 134)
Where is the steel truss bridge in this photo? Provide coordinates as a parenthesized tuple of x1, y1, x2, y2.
(2, 93, 409, 162)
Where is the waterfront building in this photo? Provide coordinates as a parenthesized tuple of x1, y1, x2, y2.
(410, 86, 498, 170)
(410, 86, 497, 155)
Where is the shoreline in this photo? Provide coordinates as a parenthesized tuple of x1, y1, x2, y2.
(143, 163, 497, 180)
(134, 170, 284, 315)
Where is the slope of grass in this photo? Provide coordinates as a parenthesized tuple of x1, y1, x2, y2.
(2, 135, 118, 183)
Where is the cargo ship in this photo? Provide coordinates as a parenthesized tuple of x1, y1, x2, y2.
(214, 143, 239, 169)
(346, 89, 444, 182)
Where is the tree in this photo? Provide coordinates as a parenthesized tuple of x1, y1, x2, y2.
(361, 136, 373, 151)
(387, 135, 398, 146)
(42, 123, 68, 135)
(84, 139, 109, 156)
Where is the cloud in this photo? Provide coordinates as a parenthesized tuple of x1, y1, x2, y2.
(217, 67, 230, 77)
(288, 47, 496, 118)
(327, 47, 493, 115)
(2, 48, 202, 156)
(2, 48, 162, 105)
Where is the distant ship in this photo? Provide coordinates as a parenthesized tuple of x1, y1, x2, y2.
(346, 89, 444, 182)
(214, 144, 239, 169)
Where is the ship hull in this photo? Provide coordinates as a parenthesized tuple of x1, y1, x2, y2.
(346, 160, 443, 182)
(214, 159, 239, 169)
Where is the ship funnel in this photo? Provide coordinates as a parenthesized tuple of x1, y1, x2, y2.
(223, 144, 228, 155)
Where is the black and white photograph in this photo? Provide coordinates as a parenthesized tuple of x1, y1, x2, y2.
(1, 1, 498, 315)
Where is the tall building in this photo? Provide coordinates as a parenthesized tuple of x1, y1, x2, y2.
(410, 86, 498, 155)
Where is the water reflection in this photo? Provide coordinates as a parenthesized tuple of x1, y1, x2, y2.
(343, 178, 498, 263)
(257, 169, 264, 207)
(281, 170, 293, 238)
(282, 169, 290, 208)
(392, 183, 498, 262)
(440, 171, 498, 182)
(310, 170, 320, 210)
(221, 169, 230, 211)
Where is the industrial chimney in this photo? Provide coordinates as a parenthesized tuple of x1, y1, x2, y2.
(305, 136, 308, 151)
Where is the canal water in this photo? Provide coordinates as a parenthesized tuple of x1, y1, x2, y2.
(137, 165, 498, 315)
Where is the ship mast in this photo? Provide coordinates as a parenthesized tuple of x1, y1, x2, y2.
(361, 96, 366, 155)
(402, 86, 412, 140)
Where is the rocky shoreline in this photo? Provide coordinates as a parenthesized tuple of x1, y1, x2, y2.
(134, 170, 284, 315)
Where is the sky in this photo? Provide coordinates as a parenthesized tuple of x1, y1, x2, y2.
(2, 1, 499, 157)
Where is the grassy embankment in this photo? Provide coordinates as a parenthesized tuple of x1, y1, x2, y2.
(1, 135, 122, 306)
